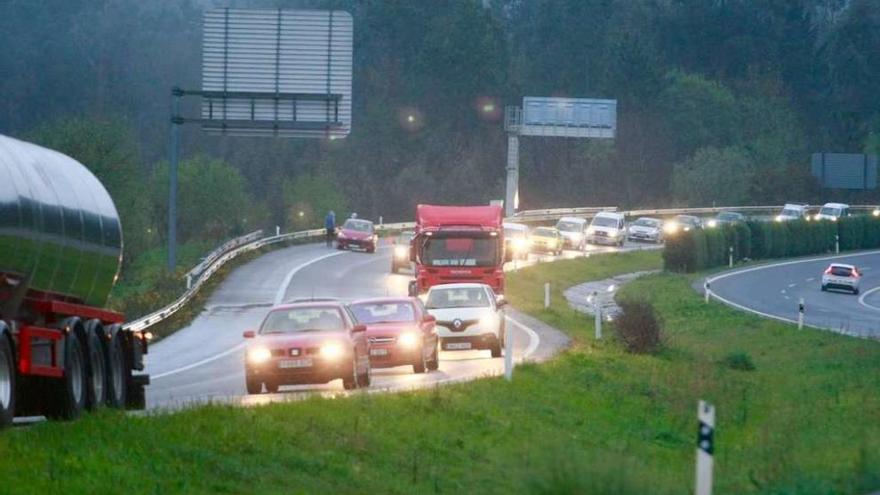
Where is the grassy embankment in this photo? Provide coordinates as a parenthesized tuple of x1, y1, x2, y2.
(1, 250, 878, 494)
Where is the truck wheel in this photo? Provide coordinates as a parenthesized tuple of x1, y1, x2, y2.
(105, 332, 127, 408)
(342, 357, 358, 390)
(46, 332, 87, 420)
(245, 374, 262, 394)
(0, 335, 15, 427)
(86, 331, 107, 410)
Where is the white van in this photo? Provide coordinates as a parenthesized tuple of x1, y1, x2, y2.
(814, 203, 850, 222)
(587, 211, 627, 246)
(555, 216, 587, 250)
(776, 203, 810, 222)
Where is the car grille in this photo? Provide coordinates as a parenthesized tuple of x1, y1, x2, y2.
(369, 336, 395, 344)
(595, 231, 608, 237)
(437, 319, 479, 332)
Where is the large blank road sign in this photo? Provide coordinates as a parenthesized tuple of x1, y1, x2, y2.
(521, 97, 616, 138)
(201, 9, 353, 138)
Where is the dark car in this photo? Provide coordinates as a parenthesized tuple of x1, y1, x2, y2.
(707, 211, 745, 228)
(350, 297, 439, 373)
(243, 302, 371, 393)
(337, 218, 378, 253)
(391, 231, 414, 273)
(664, 215, 703, 235)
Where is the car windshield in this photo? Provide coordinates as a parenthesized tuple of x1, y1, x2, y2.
(820, 207, 841, 217)
(633, 218, 659, 228)
(350, 302, 416, 324)
(343, 219, 374, 232)
(591, 217, 618, 228)
(426, 287, 491, 309)
(676, 216, 698, 225)
(718, 212, 740, 221)
(829, 266, 854, 277)
(396, 232, 414, 244)
(420, 236, 500, 267)
(533, 227, 556, 237)
(556, 221, 582, 232)
(260, 307, 345, 334)
(781, 208, 801, 217)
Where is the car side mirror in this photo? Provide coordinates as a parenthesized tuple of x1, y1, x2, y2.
(243, 330, 256, 339)
(496, 297, 508, 307)
(352, 324, 367, 333)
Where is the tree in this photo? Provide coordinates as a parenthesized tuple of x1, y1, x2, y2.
(282, 173, 349, 231)
(672, 146, 754, 206)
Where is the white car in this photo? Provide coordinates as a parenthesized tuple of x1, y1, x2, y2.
(814, 203, 851, 222)
(627, 217, 663, 243)
(503, 222, 530, 260)
(587, 211, 627, 246)
(555, 216, 587, 250)
(821, 263, 861, 294)
(424, 283, 506, 357)
(775, 203, 810, 222)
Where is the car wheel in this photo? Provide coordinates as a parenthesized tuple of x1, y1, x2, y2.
(359, 359, 372, 387)
(413, 349, 427, 374)
(490, 341, 502, 358)
(342, 356, 358, 390)
(245, 374, 262, 394)
(264, 381, 279, 394)
(391, 264, 399, 274)
(821, 284, 827, 292)
(427, 343, 439, 371)
(853, 288, 860, 295)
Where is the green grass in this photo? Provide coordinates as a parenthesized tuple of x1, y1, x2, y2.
(1, 250, 878, 494)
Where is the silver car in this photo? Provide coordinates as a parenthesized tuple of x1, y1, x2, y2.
(627, 217, 663, 243)
(821, 263, 861, 294)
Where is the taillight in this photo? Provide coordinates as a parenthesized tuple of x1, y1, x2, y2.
(824, 267, 832, 275)
(853, 270, 860, 278)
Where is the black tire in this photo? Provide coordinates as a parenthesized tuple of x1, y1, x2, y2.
(0, 335, 15, 427)
(412, 348, 427, 374)
(342, 356, 358, 390)
(426, 342, 439, 371)
(490, 341, 502, 358)
(359, 359, 372, 387)
(820, 285, 827, 292)
(391, 263, 399, 274)
(85, 330, 108, 411)
(264, 381, 279, 394)
(105, 332, 127, 408)
(245, 374, 262, 394)
(853, 288, 860, 295)
(46, 331, 87, 420)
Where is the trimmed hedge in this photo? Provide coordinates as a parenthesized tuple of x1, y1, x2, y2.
(663, 216, 880, 272)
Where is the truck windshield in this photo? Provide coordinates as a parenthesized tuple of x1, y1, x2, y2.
(421, 237, 500, 267)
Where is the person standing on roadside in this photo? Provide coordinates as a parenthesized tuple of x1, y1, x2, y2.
(325, 210, 336, 247)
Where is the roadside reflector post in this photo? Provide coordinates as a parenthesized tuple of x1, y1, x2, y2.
(798, 298, 805, 330)
(704, 281, 711, 304)
(695, 400, 715, 495)
(835, 234, 840, 254)
(504, 325, 514, 381)
(186, 274, 192, 290)
(728, 246, 734, 268)
(593, 290, 602, 340)
(276, 225, 280, 236)
(379, 215, 383, 227)
(543, 282, 550, 309)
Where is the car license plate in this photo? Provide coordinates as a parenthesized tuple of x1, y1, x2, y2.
(370, 348, 389, 356)
(446, 342, 471, 350)
(278, 358, 313, 369)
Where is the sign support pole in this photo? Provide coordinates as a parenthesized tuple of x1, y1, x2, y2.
(505, 134, 519, 218)
(168, 87, 183, 271)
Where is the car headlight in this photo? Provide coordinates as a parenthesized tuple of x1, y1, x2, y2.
(775, 215, 783, 222)
(873, 209, 880, 217)
(479, 312, 496, 329)
(394, 245, 409, 258)
(512, 237, 529, 252)
(707, 220, 718, 228)
(337, 231, 347, 239)
(570, 232, 583, 241)
(397, 332, 419, 348)
(247, 346, 272, 364)
(320, 342, 345, 360)
(663, 223, 679, 234)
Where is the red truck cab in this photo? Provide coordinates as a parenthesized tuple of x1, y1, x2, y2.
(408, 205, 510, 296)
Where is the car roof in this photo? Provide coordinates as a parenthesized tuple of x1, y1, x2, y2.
(822, 202, 849, 208)
(350, 297, 418, 305)
(558, 216, 586, 223)
(427, 283, 491, 290)
(635, 217, 660, 222)
(344, 218, 374, 226)
(503, 222, 528, 230)
(271, 300, 345, 311)
(594, 211, 624, 218)
(676, 215, 699, 220)
(828, 263, 856, 269)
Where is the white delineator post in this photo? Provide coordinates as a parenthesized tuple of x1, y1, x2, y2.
(835, 234, 840, 254)
(696, 400, 715, 495)
(544, 282, 550, 309)
(798, 297, 805, 330)
(704, 281, 711, 304)
(504, 324, 514, 381)
(276, 225, 280, 236)
(728, 246, 734, 268)
(592, 291, 602, 340)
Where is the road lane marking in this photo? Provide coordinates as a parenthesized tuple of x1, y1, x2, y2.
(788, 283, 797, 288)
(274, 251, 347, 305)
(857, 286, 880, 311)
(806, 277, 815, 282)
(152, 342, 247, 380)
(505, 315, 540, 358)
(780, 289, 786, 294)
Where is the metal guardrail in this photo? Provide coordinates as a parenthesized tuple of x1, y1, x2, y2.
(124, 205, 880, 333)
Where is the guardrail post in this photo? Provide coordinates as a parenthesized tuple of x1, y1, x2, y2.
(593, 290, 602, 340)
(728, 246, 734, 268)
(543, 282, 550, 309)
(504, 326, 514, 381)
(798, 298, 804, 330)
(835, 234, 840, 254)
(695, 400, 715, 495)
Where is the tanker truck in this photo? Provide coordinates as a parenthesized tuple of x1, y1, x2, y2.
(0, 134, 149, 425)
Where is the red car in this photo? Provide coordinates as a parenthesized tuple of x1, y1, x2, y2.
(336, 218, 378, 253)
(350, 297, 440, 373)
(243, 301, 371, 393)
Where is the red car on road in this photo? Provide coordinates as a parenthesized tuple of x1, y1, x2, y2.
(350, 297, 440, 373)
(337, 218, 378, 253)
(243, 301, 371, 393)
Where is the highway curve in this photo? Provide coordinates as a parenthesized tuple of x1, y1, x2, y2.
(706, 250, 880, 339)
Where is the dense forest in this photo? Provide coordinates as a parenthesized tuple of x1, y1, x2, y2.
(2, 0, 879, 265)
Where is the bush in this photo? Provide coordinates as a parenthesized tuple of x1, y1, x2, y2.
(614, 299, 663, 354)
(721, 352, 756, 371)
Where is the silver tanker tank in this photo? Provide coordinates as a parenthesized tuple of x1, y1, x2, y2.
(0, 134, 122, 311)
